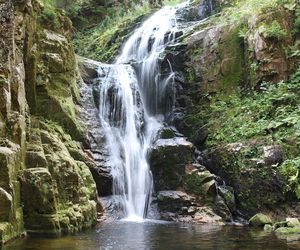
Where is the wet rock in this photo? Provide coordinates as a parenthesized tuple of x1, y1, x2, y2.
(214, 195, 232, 221)
(218, 186, 236, 212)
(193, 207, 223, 224)
(149, 137, 194, 190)
(183, 169, 216, 198)
(157, 191, 196, 214)
(249, 213, 272, 227)
(286, 218, 300, 228)
(77, 56, 110, 84)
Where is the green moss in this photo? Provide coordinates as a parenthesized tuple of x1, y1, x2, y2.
(219, 28, 244, 87)
(294, 7, 300, 33)
(249, 213, 273, 227)
(275, 226, 300, 235)
(183, 171, 215, 198)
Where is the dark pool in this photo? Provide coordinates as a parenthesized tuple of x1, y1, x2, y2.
(4, 220, 300, 250)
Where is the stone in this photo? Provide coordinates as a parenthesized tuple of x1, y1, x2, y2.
(214, 195, 232, 221)
(263, 145, 283, 165)
(21, 168, 57, 215)
(77, 56, 105, 83)
(275, 226, 300, 235)
(218, 186, 236, 212)
(249, 213, 272, 227)
(193, 207, 223, 224)
(264, 224, 273, 231)
(149, 137, 194, 190)
(0, 188, 12, 221)
(286, 218, 300, 228)
(184, 169, 216, 198)
(157, 191, 195, 213)
(200, 144, 286, 215)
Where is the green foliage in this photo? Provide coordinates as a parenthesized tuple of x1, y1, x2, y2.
(279, 158, 300, 199)
(187, 66, 300, 153)
(38, 0, 61, 30)
(293, 7, 300, 34)
(261, 21, 287, 40)
(72, 3, 152, 62)
(212, 0, 280, 27)
(71, 0, 185, 62)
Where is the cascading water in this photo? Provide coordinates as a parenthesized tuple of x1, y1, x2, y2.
(96, 1, 189, 220)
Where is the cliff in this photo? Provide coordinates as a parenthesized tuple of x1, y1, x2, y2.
(0, 0, 97, 245)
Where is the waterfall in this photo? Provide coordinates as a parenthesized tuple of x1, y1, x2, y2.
(96, 1, 189, 220)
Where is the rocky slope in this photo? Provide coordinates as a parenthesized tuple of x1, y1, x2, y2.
(0, 0, 98, 245)
(170, 0, 300, 218)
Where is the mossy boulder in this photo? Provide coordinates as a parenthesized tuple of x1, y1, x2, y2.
(149, 137, 194, 190)
(200, 143, 286, 215)
(183, 170, 216, 198)
(286, 218, 300, 228)
(249, 213, 272, 227)
(20, 119, 97, 235)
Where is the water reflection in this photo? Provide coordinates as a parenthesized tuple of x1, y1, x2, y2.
(4, 221, 298, 250)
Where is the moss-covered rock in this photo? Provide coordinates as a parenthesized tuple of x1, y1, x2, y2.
(183, 170, 216, 198)
(286, 218, 300, 228)
(1, 0, 99, 244)
(149, 137, 194, 190)
(249, 213, 273, 227)
(21, 120, 97, 235)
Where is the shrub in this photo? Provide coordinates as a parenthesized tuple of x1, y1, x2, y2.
(280, 158, 300, 199)
(261, 20, 287, 40)
(293, 7, 300, 34)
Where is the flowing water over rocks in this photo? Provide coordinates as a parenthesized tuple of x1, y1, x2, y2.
(93, 1, 192, 220)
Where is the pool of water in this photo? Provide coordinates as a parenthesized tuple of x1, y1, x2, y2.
(4, 221, 300, 250)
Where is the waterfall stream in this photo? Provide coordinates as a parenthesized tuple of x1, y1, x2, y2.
(96, 1, 189, 220)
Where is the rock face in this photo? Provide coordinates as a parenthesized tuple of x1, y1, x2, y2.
(163, 0, 300, 219)
(0, 0, 97, 244)
(77, 57, 113, 196)
(199, 143, 286, 215)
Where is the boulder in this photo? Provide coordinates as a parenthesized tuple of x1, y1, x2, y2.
(249, 213, 272, 227)
(149, 137, 194, 190)
(157, 191, 196, 213)
(183, 169, 216, 198)
(77, 56, 109, 83)
(21, 168, 57, 215)
(286, 218, 300, 228)
(263, 145, 283, 165)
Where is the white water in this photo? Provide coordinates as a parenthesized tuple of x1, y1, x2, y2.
(97, 2, 189, 220)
